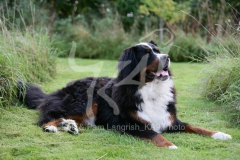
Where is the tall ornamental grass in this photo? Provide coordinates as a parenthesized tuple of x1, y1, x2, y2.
(200, 30, 240, 125)
(0, 19, 56, 106)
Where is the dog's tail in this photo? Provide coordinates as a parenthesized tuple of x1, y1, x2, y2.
(18, 81, 47, 109)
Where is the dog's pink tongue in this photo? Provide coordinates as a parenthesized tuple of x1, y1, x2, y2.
(156, 70, 169, 77)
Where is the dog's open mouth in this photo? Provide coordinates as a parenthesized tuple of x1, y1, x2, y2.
(155, 68, 169, 77)
(146, 67, 169, 81)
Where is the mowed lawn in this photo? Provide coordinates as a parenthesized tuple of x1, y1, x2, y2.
(0, 58, 239, 159)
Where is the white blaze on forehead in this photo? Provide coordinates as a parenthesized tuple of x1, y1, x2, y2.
(136, 42, 158, 55)
(136, 42, 154, 48)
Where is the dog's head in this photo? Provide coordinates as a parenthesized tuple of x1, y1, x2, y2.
(117, 41, 171, 84)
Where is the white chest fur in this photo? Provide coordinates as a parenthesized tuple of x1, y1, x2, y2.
(137, 79, 174, 133)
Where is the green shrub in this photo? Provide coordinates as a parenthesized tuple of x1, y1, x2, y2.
(200, 35, 240, 125)
(168, 33, 216, 62)
(52, 16, 135, 60)
(0, 21, 56, 106)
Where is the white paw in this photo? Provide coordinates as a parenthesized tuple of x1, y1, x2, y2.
(60, 118, 79, 134)
(212, 132, 232, 140)
(168, 145, 178, 149)
(44, 125, 58, 133)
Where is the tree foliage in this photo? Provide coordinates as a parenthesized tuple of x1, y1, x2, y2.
(1, 0, 239, 43)
(139, 0, 188, 24)
(115, 0, 141, 31)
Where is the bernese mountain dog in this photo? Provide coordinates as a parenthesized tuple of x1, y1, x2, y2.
(19, 41, 232, 149)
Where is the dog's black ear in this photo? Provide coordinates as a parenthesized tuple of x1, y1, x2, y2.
(149, 40, 157, 46)
(117, 46, 138, 80)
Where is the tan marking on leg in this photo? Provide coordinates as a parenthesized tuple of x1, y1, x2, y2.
(41, 103, 98, 128)
(41, 118, 62, 128)
(65, 102, 98, 126)
(85, 102, 98, 118)
(184, 124, 217, 136)
(169, 114, 175, 124)
(144, 134, 175, 148)
(129, 111, 150, 124)
(64, 115, 83, 126)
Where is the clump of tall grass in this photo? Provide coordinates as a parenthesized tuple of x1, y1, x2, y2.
(200, 32, 240, 125)
(0, 18, 56, 106)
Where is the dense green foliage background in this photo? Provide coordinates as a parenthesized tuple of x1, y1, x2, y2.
(1, 0, 239, 60)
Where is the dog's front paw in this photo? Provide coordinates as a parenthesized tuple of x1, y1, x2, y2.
(44, 125, 58, 133)
(60, 118, 79, 134)
(212, 132, 232, 140)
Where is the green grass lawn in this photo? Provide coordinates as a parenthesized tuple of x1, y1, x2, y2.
(1, 58, 239, 159)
